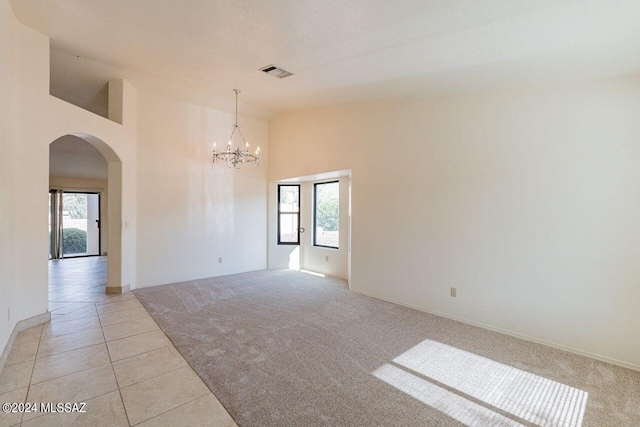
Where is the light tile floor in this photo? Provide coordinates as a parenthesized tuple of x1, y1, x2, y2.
(0, 258, 236, 426)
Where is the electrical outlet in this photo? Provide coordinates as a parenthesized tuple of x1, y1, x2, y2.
(450, 287, 457, 297)
(218, 257, 223, 264)
(325, 255, 329, 262)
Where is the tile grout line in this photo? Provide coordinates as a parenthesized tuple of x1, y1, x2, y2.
(18, 365, 118, 425)
(97, 298, 140, 306)
(19, 324, 44, 427)
(38, 326, 103, 342)
(33, 324, 104, 361)
(130, 298, 237, 426)
(117, 362, 187, 391)
(49, 313, 99, 323)
(96, 305, 146, 317)
(96, 300, 134, 427)
(41, 325, 103, 340)
(49, 311, 99, 322)
(47, 301, 96, 308)
(111, 295, 216, 424)
(33, 340, 106, 362)
(98, 312, 153, 329)
(107, 340, 172, 364)
(100, 310, 150, 324)
(97, 299, 145, 310)
(129, 388, 212, 426)
(43, 258, 122, 423)
(27, 360, 114, 389)
(43, 266, 221, 426)
(42, 260, 236, 426)
(21, 297, 113, 420)
(103, 326, 163, 347)
(96, 296, 141, 307)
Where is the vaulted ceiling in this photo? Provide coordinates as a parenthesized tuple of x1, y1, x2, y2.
(50, 135, 108, 180)
(10, 0, 640, 116)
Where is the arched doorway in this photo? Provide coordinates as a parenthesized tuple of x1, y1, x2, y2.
(48, 133, 124, 302)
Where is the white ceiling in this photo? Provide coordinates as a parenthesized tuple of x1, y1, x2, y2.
(10, 0, 640, 116)
(50, 135, 108, 180)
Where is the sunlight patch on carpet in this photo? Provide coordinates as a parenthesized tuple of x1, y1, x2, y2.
(300, 269, 326, 277)
(374, 340, 587, 427)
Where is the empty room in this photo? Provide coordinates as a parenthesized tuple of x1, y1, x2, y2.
(1, 0, 639, 426)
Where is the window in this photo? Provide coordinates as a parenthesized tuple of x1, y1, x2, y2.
(278, 185, 300, 245)
(314, 181, 339, 249)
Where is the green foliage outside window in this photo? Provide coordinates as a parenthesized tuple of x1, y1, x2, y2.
(62, 194, 88, 219)
(62, 228, 87, 253)
(316, 197, 339, 231)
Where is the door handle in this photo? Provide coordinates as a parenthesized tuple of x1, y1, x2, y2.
(299, 227, 305, 233)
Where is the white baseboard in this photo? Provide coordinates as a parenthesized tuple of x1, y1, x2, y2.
(0, 311, 51, 374)
(351, 288, 640, 372)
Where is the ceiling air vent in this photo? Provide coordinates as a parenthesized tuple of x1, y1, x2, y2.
(260, 65, 293, 79)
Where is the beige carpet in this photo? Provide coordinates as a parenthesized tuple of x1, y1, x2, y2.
(133, 270, 640, 426)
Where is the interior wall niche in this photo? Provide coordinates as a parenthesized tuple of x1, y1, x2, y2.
(50, 47, 110, 119)
(269, 169, 352, 283)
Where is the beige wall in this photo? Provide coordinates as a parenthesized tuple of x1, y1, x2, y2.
(0, 14, 138, 354)
(299, 177, 349, 279)
(0, 0, 19, 356)
(0, 0, 269, 358)
(269, 78, 640, 369)
(135, 91, 268, 286)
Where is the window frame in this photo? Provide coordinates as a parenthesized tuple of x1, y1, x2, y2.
(277, 184, 301, 245)
(313, 180, 340, 249)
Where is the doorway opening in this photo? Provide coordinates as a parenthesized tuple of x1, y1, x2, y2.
(48, 134, 121, 306)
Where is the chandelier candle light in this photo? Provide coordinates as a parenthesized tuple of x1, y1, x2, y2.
(212, 89, 260, 169)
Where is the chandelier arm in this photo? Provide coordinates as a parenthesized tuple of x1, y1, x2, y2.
(236, 127, 248, 147)
(227, 126, 237, 146)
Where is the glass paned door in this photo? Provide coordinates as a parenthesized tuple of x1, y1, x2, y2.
(62, 193, 100, 257)
(50, 190, 101, 259)
(278, 185, 300, 245)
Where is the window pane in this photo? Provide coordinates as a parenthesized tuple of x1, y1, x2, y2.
(278, 185, 299, 245)
(315, 182, 339, 248)
(279, 186, 299, 213)
(279, 213, 299, 243)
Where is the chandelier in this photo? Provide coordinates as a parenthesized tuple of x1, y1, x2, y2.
(212, 89, 261, 169)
